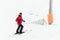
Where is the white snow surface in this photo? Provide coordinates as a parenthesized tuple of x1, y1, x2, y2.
(0, 0, 60, 40)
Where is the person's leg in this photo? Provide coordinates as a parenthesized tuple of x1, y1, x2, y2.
(16, 25, 20, 33)
(20, 25, 24, 33)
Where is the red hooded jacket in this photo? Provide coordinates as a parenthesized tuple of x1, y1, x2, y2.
(16, 15, 24, 25)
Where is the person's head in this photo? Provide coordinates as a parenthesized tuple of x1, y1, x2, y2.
(19, 12, 22, 16)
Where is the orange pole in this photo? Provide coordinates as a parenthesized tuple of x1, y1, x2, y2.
(48, 0, 53, 25)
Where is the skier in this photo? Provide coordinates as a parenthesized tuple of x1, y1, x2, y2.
(15, 12, 25, 34)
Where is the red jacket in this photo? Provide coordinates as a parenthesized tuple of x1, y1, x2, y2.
(16, 15, 24, 25)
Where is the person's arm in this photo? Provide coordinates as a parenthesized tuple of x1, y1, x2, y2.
(22, 19, 25, 22)
(22, 18, 25, 22)
(16, 17, 18, 22)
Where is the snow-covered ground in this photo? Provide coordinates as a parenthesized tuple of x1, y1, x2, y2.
(0, 0, 60, 40)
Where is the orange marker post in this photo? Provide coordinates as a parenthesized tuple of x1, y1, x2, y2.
(48, 13, 53, 25)
(48, 0, 53, 25)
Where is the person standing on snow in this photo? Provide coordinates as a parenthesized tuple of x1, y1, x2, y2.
(15, 12, 25, 34)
